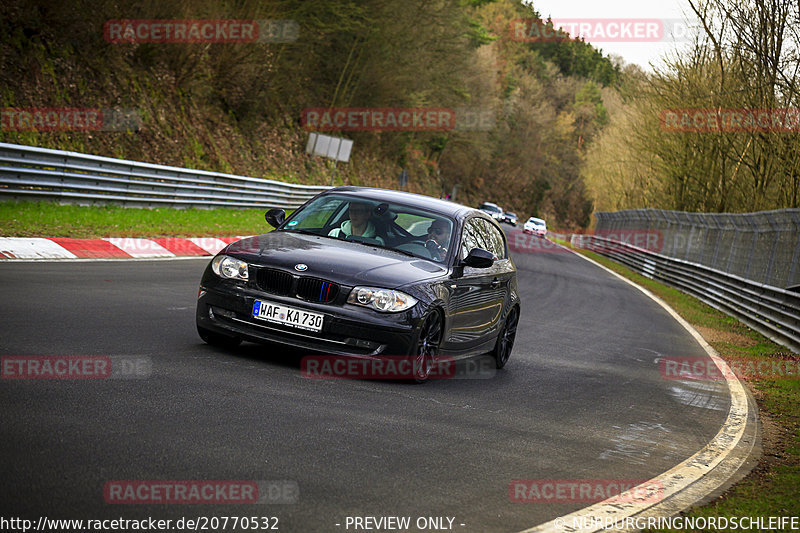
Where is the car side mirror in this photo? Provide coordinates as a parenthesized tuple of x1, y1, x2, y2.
(462, 248, 494, 268)
(265, 208, 286, 228)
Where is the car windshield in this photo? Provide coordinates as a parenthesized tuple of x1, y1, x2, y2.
(481, 204, 502, 213)
(280, 194, 455, 263)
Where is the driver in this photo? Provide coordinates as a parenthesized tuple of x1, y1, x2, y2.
(328, 201, 385, 245)
(424, 219, 451, 261)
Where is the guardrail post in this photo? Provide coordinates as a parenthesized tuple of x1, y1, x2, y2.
(790, 212, 800, 289)
(744, 215, 760, 281)
(710, 214, 725, 270)
(763, 212, 781, 286)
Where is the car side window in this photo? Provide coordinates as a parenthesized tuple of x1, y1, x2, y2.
(460, 218, 495, 260)
(460, 219, 479, 260)
(480, 219, 507, 259)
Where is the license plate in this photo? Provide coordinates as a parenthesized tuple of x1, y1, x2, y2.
(252, 300, 324, 332)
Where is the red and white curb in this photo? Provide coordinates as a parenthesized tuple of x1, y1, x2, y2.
(0, 236, 248, 260)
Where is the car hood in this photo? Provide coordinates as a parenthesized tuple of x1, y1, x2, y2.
(225, 231, 448, 287)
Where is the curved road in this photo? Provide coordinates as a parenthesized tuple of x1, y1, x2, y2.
(0, 233, 730, 532)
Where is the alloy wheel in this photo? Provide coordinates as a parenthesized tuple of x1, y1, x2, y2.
(414, 312, 442, 382)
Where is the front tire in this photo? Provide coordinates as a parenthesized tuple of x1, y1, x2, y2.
(413, 311, 443, 383)
(492, 306, 519, 369)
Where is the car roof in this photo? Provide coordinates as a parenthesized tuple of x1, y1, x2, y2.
(322, 186, 477, 220)
(527, 217, 545, 223)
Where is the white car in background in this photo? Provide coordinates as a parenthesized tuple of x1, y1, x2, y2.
(523, 217, 547, 237)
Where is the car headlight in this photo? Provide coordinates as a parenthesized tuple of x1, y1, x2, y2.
(347, 287, 418, 312)
(211, 255, 249, 281)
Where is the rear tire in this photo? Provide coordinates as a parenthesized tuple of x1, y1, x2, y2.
(197, 325, 242, 348)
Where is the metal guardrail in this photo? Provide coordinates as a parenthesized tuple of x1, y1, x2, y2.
(0, 143, 330, 209)
(572, 233, 800, 354)
(595, 208, 800, 290)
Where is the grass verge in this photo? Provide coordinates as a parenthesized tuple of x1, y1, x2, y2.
(0, 201, 281, 238)
(556, 238, 800, 531)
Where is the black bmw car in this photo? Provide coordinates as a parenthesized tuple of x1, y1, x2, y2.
(196, 186, 519, 381)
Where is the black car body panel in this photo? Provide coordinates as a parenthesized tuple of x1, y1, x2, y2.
(196, 187, 520, 363)
(224, 232, 448, 288)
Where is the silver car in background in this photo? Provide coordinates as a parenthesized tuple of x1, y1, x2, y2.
(478, 202, 503, 221)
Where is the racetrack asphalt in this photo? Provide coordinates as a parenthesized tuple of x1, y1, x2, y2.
(0, 236, 730, 532)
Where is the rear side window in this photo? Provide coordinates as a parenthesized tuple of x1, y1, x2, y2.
(460, 219, 484, 259)
(460, 218, 507, 260)
(479, 219, 507, 259)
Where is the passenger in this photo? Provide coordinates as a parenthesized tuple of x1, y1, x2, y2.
(424, 219, 451, 261)
(328, 201, 385, 245)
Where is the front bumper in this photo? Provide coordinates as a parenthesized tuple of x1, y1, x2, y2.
(196, 282, 418, 357)
(524, 228, 545, 237)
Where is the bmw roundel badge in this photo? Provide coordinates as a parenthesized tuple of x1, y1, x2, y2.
(294, 263, 308, 271)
